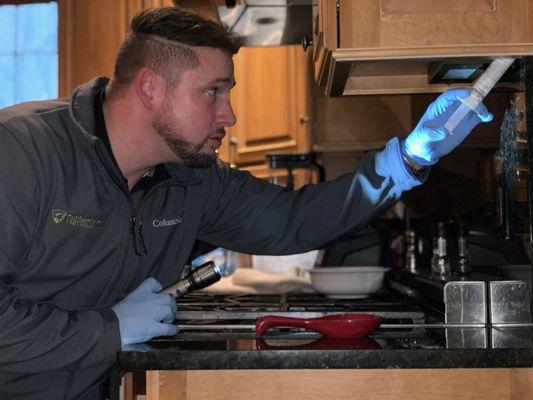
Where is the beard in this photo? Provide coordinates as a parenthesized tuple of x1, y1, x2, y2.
(152, 107, 217, 169)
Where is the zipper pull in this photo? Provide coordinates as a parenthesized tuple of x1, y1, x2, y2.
(130, 215, 141, 256)
(138, 221, 148, 255)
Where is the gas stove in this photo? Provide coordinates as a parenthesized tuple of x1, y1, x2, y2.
(174, 292, 426, 326)
(145, 291, 444, 350)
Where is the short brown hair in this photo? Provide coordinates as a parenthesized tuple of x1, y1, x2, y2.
(108, 7, 240, 93)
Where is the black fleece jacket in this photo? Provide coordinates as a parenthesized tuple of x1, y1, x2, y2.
(0, 77, 422, 399)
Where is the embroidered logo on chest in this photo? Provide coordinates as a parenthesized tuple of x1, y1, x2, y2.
(152, 217, 182, 228)
(52, 209, 105, 229)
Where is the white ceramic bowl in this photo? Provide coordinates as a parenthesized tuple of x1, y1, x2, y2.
(309, 266, 388, 299)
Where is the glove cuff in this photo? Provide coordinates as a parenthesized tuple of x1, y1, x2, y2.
(402, 137, 439, 166)
(376, 137, 428, 190)
(400, 139, 432, 177)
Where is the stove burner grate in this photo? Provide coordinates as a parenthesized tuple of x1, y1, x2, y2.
(175, 292, 425, 324)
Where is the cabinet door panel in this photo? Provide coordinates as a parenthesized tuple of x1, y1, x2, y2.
(228, 46, 311, 165)
(341, 0, 533, 48)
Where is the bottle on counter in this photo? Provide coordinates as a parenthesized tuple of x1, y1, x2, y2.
(430, 235, 438, 274)
(456, 224, 471, 276)
(416, 231, 432, 275)
(404, 229, 418, 274)
(432, 222, 451, 280)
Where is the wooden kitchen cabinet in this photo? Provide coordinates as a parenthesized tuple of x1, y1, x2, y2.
(125, 368, 533, 400)
(223, 46, 313, 166)
(58, 0, 174, 96)
(313, 0, 533, 96)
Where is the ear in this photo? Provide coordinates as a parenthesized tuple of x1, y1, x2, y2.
(133, 67, 165, 110)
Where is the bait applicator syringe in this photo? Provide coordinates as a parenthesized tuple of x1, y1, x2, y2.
(443, 57, 515, 135)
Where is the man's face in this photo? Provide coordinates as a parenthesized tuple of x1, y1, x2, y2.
(152, 47, 236, 168)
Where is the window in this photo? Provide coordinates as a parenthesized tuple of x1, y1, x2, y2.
(0, 1, 58, 108)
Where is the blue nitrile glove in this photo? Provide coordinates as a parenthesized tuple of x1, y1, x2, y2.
(403, 88, 493, 166)
(111, 277, 178, 346)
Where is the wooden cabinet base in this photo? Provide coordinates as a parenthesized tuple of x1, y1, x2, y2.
(125, 368, 533, 400)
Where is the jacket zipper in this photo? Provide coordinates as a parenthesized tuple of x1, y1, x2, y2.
(130, 214, 142, 256)
(129, 180, 181, 256)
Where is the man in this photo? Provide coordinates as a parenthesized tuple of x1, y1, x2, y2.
(0, 6, 492, 400)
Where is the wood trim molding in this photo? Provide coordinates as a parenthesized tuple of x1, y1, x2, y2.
(57, 0, 72, 97)
(332, 44, 533, 63)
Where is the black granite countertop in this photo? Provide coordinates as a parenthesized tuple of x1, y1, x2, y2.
(117, 328, 533, 371)
(117, 279, 533, 372)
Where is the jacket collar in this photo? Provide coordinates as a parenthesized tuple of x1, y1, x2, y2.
(70, 76, 109, 142)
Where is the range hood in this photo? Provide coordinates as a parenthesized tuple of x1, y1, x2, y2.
(216, 0, 312, 47)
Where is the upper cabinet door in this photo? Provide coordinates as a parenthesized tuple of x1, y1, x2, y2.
(314, 0, 533, 96)
(227, 46, 312, 166)
(341, 0, 533, 48)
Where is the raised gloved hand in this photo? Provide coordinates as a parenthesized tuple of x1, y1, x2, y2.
(403, 88, 493, 166)
(111, 277, 178, 346)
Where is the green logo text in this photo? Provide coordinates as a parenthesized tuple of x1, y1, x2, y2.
(52, 209, 104, 229)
